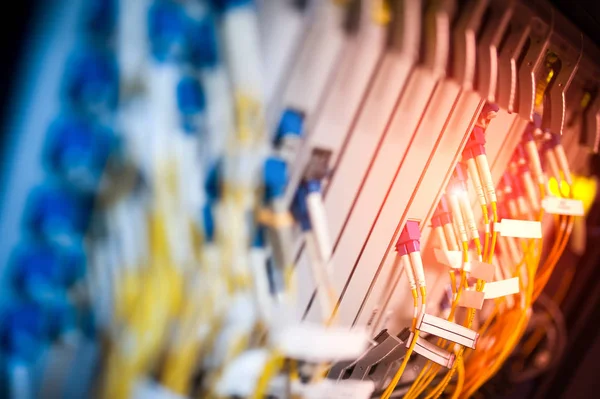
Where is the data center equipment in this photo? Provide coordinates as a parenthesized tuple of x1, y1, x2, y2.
(0, 0, 599, 398)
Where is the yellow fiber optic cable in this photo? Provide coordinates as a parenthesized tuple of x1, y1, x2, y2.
(380, 256, 425, 399)
(251, 351, 285, 399)
(381, 331, 421, 399)
(463, 236, 542, 397)
(451, 356, 465, 399)
(405, 242, 471, 399)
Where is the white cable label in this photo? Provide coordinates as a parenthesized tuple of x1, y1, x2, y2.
(458, 290, 485, 309)
(270, 378, 375, 399)
(483, 277, 520, 299)
(433, 248, 462, 269)
(302, 379, 375, 399)
(273, 323, 369, 362)
(407, 333, 455, 368)
(417, 313, 478, 349)
(133, 379, 189, 399)
(463, 260, 472, 273)
(215, 349, 269, 397)
(541, 197, 584, 216)
(496, 219, 542, 238)
(470, 261, 495, 282)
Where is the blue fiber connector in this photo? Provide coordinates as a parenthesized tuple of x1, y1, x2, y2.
(1, 302, 49, 363)
(24, 185, 92, 245)
(202, 203, 215, 242)
(12, 242, 85, 304)
(63, 49, 119, 116)
(263, 157, 288, 202)
(84, 0, 116, 37)
(186, 16, 219, 68)
(45, 116, 116, 193)
(210, 0, 254, 13)
(274, 108, 304, 147)
(148, 0, 187, 63)
(291, 184, 311, 232)
(177, 76, 206, 133)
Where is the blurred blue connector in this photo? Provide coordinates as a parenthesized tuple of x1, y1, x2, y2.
(177, 76, 206, 133)
(252, 226, 266, 248)
(63, 49, 119, 116)
(205, 161, 222, 202)
(186, 15, 219, 68)
(291, 184, 311, 232)
(263, 157, 288, 202)
(11, 242, 85, 305)
(210, 0, 255, 13)
(45, 116, 116, 193)
(24, 185, 92, 246)
(274, 108, 304, 147)
(1, 302, 49, 363)
(148, 0, 187, 63)
(84, 0, 117, 37)
(202, 202, 215, 242)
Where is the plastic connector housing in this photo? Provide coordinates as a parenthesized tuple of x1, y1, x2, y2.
(395, 220, 421, 255)
(406, 332, 455, 368)
(274, 108, 305, 147)
(303, 148, 332, 182)
(291, 185, 311, 232)
(416, 312, 479, 349)
(263, 157, 288, 202)
(462, 126, 487, 160)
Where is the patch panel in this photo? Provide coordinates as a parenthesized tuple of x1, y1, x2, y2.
(2, 0, 600, 398)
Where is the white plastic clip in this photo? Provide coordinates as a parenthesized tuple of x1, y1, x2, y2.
(406, 332, 455, 368)
(416, 313, 478, 349)
(469, 261, 495, 282)
(458, 290, 485, 310)
(433, 248, 462, 269)
(273, 324, 369, 362)
(483, 277, 520, 299)
(541, 197, 584, 216)
(496, 219, 542, 238)
(303, 379, 375, 399)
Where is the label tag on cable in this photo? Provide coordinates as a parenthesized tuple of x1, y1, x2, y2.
(133, 379, 189, 399)
(433, 248, 462, 269)
(416, 313, 478, 349)
(496, 219, 542, 238)
(483, 277, 520, 299)
(458, 290, 485, 309)
(470, 261, 495, 281)
(541, 197, 584, 216)
(215, 349, 269, 397)
(407, 332, 455, 368)
(273, 323, 369, 362)
(270, 378, 375, 399)
(302, 379, 375, 399)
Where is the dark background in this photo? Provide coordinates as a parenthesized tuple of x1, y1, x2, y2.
(0, 0, 35, 140)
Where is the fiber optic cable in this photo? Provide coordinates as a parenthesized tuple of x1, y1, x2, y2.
(380, 234, 425, 399)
